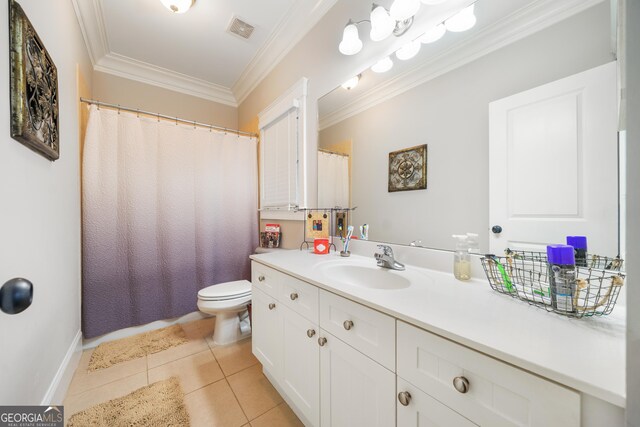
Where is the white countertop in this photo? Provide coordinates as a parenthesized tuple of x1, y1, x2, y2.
(250, 249, 626, 407)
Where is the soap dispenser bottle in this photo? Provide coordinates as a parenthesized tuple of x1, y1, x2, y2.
(453, 234, 471, 281)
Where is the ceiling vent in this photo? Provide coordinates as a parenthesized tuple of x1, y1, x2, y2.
(227, 16, 255, 40)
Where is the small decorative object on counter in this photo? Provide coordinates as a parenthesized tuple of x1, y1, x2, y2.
(547, 245, 576, 313)
(314, 238, 330, 255)
(452, 235, 471, 281)
(260, 223, 281, 248)
(566, 236, 588, 267)
(480, 248, 625, 318)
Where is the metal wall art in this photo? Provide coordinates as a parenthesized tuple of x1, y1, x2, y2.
(388, 144, 427, 192)
(9, 0, 59, 161)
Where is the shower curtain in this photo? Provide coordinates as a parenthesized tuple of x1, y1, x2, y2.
(82, 105, 258, 338)
(318, 151, 349, 208)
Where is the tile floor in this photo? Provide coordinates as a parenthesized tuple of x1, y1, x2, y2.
(64, 318, 303, 427)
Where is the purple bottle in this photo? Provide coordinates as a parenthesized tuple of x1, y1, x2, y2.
(566, 236, 588, 267)
(547, 245, 576, 313)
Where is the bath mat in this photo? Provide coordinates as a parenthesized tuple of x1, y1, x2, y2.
(67, 377, 190, 427)
(88, 325, 189, 371)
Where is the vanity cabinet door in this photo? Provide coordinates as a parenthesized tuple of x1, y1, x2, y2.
(252, 287, 282, 379)
(319, 329, 395, 427)
(397, 378, 477, 427)
(282, 306, 320, 426)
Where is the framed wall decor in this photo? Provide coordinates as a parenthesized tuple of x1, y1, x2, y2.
(388, 144, 427, 192)
(9, 0, 60, 161)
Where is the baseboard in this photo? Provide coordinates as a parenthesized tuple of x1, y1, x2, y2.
(83, 311, 209, 349)
(41, 329, 83, 405)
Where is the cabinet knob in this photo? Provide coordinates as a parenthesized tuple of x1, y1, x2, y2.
(318, 337, 327, 346)
(268, 303, 276, 310)
(307, 329, 316, 338)
(258, 275, 265, 282)
(453, 376, 470, 394)
(398, 391, 412, 406)
(290, 292, 299, 301)
(343, 320, 354, 330)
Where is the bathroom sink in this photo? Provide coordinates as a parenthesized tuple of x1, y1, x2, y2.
(319, 262, 413, 290)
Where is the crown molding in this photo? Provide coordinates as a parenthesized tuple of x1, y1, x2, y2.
(232, 0, 339, 106)
(71, 0, 110, 65)
(319, 0, 606, 131)
(95, 53, 237, 106)
(72, 0, 336, 108)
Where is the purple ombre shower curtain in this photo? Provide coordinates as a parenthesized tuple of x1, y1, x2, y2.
(82, 105, 258, 338)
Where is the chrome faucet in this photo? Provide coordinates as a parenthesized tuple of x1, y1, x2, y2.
(375, 245, 405, 271)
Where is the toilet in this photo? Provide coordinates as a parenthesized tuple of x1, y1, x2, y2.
(197, 280, 252, 346)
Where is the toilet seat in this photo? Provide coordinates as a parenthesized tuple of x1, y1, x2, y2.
(198, 280, 252, 301)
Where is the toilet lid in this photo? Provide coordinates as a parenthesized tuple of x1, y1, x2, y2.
(198, 280, 252, 301)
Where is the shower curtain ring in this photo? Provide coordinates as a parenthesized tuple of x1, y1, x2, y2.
(117, 105, 121, 114)
(136, 109, 140, 118)
(157, 112, 160, 123)
(193, 120, 196, 129)
(209, 124, 212, 132)
(97, 100, 100, 110)
(175, 117, 178, 126)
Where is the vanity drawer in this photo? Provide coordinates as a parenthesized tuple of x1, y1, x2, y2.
(397, 321, 580, 427)
(319, 290, 395, 371)
(252, 262, 281, 297)
(279, 272, 319, 324)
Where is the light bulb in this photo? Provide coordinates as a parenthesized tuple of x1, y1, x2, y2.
(445, 4, 476, 32)
(370, 4, 395, 42)
(371, 56, 393, 73)
(390, 0, 421, 21)
(419, 23, 446, 43)
(341, 75, 361, 90)
(395, 40, 421, 60)
(159, 0, 194, 14)
(421, 0, 449, 4)
(339, 22, 363, 55)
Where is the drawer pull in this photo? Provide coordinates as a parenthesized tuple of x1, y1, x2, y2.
(343, 320, 354, 330)
(290, 292, 299, 301)
(268, 303, 276, 310)
(318, 337, 327, 346)
(398, 391, 412, 406)
(258, 275, 265, 282)
(307, 329, 316, 338)
(453, 376, 470, 394)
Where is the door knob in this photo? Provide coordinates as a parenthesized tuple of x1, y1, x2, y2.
(453, 376, 470, 394)
(318, 337, 327, 346)
(491, 225, 503, 234)
(268, 303, 276, 310)
(343, 320, 354, 330)
(290, 292, 299, 301)
(0, 278, 33, 315)
(307, 329, 316, 338)
(398, 391, 412, 406)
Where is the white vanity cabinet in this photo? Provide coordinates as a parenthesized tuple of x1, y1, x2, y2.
(396, 321, 581, 427)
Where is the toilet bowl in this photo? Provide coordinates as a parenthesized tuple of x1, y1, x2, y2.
(197, 280, 252, 346)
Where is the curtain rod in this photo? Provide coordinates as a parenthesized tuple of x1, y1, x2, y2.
(80, 98, 258, 138)
(318, 148, 349, 157)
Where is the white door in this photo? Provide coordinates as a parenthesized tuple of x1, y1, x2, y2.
(397, 378, 477, 427)
(282, 306, 320, 426)
(319, 330, 395, 427)
(489, 62, 618, 256)
(251, 287, 282, 379)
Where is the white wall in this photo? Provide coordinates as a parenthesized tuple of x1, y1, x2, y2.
(626, 0, 639, 424)
(319, 4, 613, 251)
(0, 0, 92, 405)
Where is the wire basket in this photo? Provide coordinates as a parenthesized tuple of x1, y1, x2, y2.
(504, 248, 624, 271)
(481, 250, 625, 318)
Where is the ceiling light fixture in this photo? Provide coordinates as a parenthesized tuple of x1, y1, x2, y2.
(339, 20, 364, 55)
(341, 75, 362, 90)
(445, 4, 476, 32)
(421, 0, 450, 4)
(370, 4, 395, 42)
(371, 56, 394, 73)
(389, 0, 421, 21)
(160, 0, 194, 14)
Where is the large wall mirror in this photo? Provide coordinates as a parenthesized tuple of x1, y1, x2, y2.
(317, 0, 621, 257)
